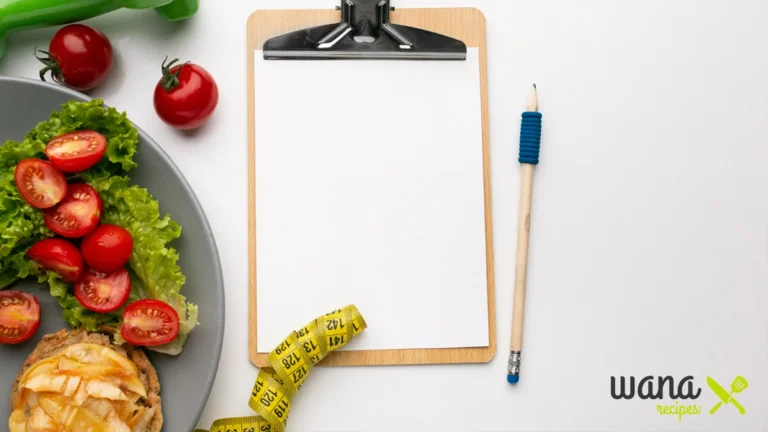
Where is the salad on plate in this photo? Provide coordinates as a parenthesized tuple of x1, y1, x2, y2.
(0, 98, 198, 355)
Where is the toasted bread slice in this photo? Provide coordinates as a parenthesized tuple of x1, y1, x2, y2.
(9, 329, 162, 432)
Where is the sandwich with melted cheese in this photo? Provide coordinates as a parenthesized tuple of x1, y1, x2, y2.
(8, 329, 162, 432)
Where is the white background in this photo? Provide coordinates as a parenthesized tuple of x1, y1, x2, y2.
(2, 1, 767, 431)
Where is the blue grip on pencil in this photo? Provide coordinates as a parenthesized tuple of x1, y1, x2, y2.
(518, 111, 542, 165)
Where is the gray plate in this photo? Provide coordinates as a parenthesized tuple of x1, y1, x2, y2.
(0, 76, 224, 432)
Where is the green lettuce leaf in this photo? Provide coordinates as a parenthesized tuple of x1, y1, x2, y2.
(25, 98, 138, 174)
(42, 271, 122, 331)
(80, 172, 199, 355)
(0, 139, 52, 288)
(0, 98, 137, 286)
(0, 99, 197, 355)
(0, 138, 45, 169)
(60, 293, 123, 331)
(0, 248, 39, 289)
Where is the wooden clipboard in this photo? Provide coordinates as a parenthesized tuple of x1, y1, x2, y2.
(247, 7, 495, 367)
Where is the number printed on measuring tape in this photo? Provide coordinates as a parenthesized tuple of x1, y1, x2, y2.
(199, 305, 367, 432)
(251, 376, 266, 400)
(270, 343, 311, 390)
(274, 339, 291, 356)
(323, 310, 351, 349)
(294, 320, 323, 366)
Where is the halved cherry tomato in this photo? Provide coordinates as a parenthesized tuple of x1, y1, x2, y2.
(74, 268, 130, 313)
(80, 224, 133, 272)
(44, 184, 102, 238)
(121, 299, 180, 346)
(45, 130, 107, 173)
(14, 159, 67, 209)
(0, 291, 41, 344)
(26, 238, 84, 283)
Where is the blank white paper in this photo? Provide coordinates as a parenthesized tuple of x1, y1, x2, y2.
(254, 49, 488, 352)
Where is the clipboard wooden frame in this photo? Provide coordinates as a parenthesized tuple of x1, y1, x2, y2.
(247, 7, 495, 367)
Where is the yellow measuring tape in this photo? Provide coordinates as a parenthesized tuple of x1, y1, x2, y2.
(195, 305, 367, 432)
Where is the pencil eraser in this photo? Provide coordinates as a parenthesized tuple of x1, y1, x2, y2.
(507, 374, 519, 384)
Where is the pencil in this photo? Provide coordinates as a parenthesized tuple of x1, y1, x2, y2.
(508, 84, 541, 385)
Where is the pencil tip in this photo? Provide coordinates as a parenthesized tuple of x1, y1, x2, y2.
(526, 84, 539, 112)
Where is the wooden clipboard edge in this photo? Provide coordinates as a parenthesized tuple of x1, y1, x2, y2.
(247, 7, 496, 367)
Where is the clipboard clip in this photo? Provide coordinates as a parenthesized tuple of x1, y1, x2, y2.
(263, 0, 467, 60)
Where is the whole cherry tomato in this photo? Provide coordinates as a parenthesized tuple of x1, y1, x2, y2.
(36, 24, 113, 91)
(80, 224, 133, 273)
(153, 57, 218, 129)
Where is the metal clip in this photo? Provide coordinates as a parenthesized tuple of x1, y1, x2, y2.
(263, 0, 466, 60)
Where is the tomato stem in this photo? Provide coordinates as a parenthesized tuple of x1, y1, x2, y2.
(160, 56, 189, 91)
(35, 46, 65, 86)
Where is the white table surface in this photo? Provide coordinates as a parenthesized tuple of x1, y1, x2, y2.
(2, 1, 768, 431)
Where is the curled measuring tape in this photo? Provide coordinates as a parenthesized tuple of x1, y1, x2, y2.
(195, 305, 367, 432)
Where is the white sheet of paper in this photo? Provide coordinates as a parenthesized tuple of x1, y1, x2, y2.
(254, 48, 488, 352)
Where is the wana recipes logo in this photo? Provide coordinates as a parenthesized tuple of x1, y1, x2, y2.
(611, 375, 749, 421)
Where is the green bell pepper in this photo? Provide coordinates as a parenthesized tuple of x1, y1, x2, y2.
(0, 0, 198, 58)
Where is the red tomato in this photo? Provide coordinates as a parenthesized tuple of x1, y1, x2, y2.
(153, 58, 218, 129)
(14, 159, 67, 209)
(80, 224, 133, 272)
(121, 299, 180, 346)
(0, 291, 41, 344)
(74, 268, 131, 313)
(45, 130, 107, 173)
(26, 238, 84, 283)
(44, 184, 102, 238)
(36, 24, 113, 91)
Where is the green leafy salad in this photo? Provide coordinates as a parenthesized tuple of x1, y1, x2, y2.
(0, 99, 198, 355)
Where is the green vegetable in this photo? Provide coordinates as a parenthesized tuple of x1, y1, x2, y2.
(0, 0, 198, 60)
(0, 136, 51, 288)
(0, 99, 198, 355)
(50, 273, 122, 331)
(80, 171, 199, 355)
(26, 98, 139, 173)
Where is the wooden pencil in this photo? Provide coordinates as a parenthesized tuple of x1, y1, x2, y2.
(508, 84, 540, 384)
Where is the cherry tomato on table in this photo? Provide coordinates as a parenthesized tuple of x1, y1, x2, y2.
(74, 268, 131, 313)
(0, 291, 41, 345)
(36, 24, 113, 91)
(45, 130, 107, 173)
(26, 238, 84, 283)
(14, 158, 67, 209)
(153, 57, 218, 129)
(121, 299, 180, 346)
(44, 184, 102, 238)
(80, 224, 133, 273)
